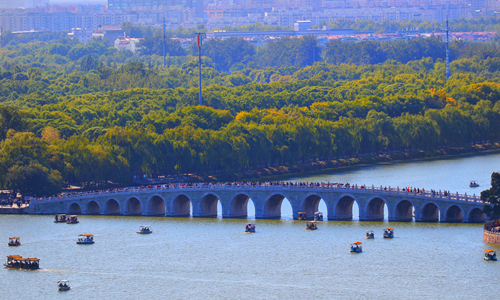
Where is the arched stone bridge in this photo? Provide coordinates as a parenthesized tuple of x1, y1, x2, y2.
(30, 183, 486, 223)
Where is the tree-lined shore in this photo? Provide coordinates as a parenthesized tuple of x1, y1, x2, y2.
(1, 20, 500, 196)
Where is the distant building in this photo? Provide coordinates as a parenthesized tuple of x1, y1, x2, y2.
(93, 25, 124, 45)
(294, 20, 311, 32)
(68, 28, 93, 43)
(114, 37, 142, 52)
(107, 0, 204, 18)
(0, 0, 48, 9)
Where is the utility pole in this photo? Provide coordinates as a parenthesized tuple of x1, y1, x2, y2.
(162, 17, 166, 68)
(195, 32, 203, 106)
(446, 15, 450, 80)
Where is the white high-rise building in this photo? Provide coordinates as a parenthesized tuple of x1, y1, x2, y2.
(0, 0, 49, 9)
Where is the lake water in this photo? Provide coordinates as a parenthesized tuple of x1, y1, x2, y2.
(2, 153, 500, 299)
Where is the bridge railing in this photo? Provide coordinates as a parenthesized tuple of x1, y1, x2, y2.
(28, 181, 483, 205)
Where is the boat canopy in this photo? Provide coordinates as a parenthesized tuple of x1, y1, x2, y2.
(7, 255, 22, 259)
(352, 241, 362, 245)
(56, 214, 66, 216)
(79, 234, 93, 237)
(485, 249, 495, 253)
(9, 237, 20, 239)
(314, 212, 323, 215)
(366, 230, 374, 233)
(26, 258, 39, 261)
(298, 212, 306, 214)
(58, 280, 69, 283)
(68, 215, 77, 217)
(140, 225, 151, 227)
(246, 223, 255, 226)
(386, 228, 394, 230)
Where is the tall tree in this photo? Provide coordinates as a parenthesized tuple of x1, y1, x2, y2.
(482, 172, 500, 219)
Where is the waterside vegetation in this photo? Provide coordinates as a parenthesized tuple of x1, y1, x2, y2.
(2, 20, 500, 196)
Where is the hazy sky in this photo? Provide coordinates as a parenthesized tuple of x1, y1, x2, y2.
(49, 0, 107, 3)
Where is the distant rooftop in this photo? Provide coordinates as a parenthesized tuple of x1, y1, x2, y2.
(207, 28, 353, 39)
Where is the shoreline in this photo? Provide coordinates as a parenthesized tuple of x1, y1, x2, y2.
(196, 142, 500, 182)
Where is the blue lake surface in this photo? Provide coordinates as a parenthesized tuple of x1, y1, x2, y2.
(2, 152, 500, 299)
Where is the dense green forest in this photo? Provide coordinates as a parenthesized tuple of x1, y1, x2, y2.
(1, 18, 500, 196)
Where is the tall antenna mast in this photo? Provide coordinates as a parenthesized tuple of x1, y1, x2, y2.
(195, 32, 203, 106)
(162, 17, 166, 68)
(446, 15, 450, 80)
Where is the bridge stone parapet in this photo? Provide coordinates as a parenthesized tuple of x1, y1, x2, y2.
(28, 183, 486, 223)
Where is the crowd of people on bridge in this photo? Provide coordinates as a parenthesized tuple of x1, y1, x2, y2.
(0, 198, 30, 207)
(27, 181, 467, 202)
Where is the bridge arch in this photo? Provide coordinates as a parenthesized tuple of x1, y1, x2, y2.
(262, 193, 290, 219)
(169, 194, 192, 217)
(444, 205, 464, 223)
(67, 202, 82, 215)
(104, 198, 121, 215)
(333, 194, 359, 221)
(467, 207, 486, 223)
(300, 193, 327, 220)
(392, 199, 416, 222)
(196, 193, 221, 218)
(147, 195, 166, 216)
(85, 200, 101, 215)
(419, 202, 441, 222)
(229, 193, 254, 218)
(125, 197, 142, 215)
(364, 196, 389, 221)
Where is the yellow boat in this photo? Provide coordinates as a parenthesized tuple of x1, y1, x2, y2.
(4, 255, 40, 270)
(66, 215, 79, 224)
(76, 234, 94, 244)
(8, 237, 21, 246)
